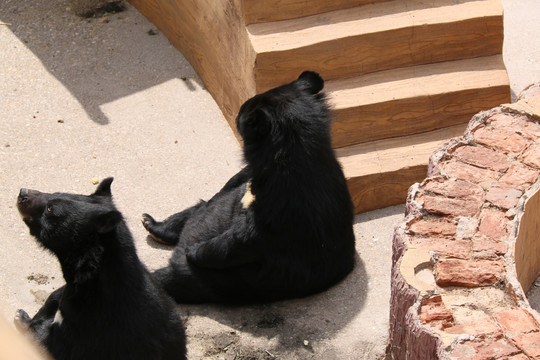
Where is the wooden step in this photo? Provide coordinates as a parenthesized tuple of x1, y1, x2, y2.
(326, 55, 510, 148)
(336, 124, 467, 213)
(243, 0, 391, 24)
(248, 0, 503, 93)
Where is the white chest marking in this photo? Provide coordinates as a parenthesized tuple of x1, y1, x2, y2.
(53, 309, 63, 325)
(242, 180, 256, 209)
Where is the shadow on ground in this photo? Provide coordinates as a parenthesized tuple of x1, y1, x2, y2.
(0, 0, 203, 125)
(174, 256, 367, 359)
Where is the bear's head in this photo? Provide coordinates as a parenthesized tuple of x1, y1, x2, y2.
(16, 177, 122, 257)
(236, 71, 332, 169)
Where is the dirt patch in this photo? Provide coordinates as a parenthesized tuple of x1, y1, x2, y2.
(26, 273, 51, 285)
(192, 331, 276, 360)
(69, 0, 125, 18)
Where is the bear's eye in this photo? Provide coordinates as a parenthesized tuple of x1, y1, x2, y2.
(45, 204, 54, 216)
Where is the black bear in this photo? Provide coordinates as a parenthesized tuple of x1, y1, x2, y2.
(143, 71, 356, 304)
(15, 178, 187, 360)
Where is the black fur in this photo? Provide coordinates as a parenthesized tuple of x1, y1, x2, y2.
(143, 71, 356, 303)
(15, 178, 186, 360)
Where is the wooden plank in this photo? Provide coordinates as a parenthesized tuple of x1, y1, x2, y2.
(242, 0, 391, 24)
(515, 186, 540, 293)
(248, 0, 504, 92)
(128, 0, 256, 130)
(347, 166, 427, 213)
(337, 124, 468, 212)
(326, 56, 510, 147)
(336, 124, 467, 178)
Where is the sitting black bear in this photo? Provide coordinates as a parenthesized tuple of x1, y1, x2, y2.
(15, 178, 186, 360)
(143, 71, 356, 304)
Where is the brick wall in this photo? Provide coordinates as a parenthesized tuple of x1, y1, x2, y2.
(388, 84, 540, 359)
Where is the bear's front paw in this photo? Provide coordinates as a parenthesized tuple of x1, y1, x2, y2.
(14, 309, 31, 332)
(142, 214, 168, 245)
(141, 213, 156, 230)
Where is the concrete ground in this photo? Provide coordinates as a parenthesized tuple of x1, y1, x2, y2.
(0, 0, 538, 359)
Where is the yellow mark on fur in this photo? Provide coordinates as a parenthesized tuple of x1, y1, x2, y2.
(242, 180, 256, 208)
(53, 309, 63, 325)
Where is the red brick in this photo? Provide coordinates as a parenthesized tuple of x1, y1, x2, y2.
(494, 308, 540, 335)
(489, 112, 540, 140)
(409, 218, 457, 237)
(446, 317, 503, 338)
(512, 332, 540, 358)
(485, 183, 523, 210)
(452, 145, 510, 172)
(506, 354, 532, 360)
(473, 125, 531, 154)
(500, 165, 540, 190)
(450, 339, 520, 360)
(410, 236, 471, 259)
(435, 258, 505, 287)
(521, 143, 540, 169)
(423, 178, 484, 200)
(474, 338, 521, 360)
(472, 238, 507, 256)
(442, 159, 501, 184)
(421, 194, 483, 217)
(419, 295, 454, 326)
(478, 208, 508, 241)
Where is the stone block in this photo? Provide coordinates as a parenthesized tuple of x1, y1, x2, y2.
(472, 238, 507, 256)
(441, 158, 500, 184)
(478, 208, 508, 240)
(493, 308, 540, 335)
(409, 218, 457, 237)
(422, 178, 485, 200)
(511, 332, 540, 358)
(473, 125, 531, 154)
(410, 236, 471, 259)
(435, 258, 505, 287)
(485, 183, 523, 210)
(421, 194, 483, 217)
(521, 143, 540, 169)
(450, 338, 521, 360)
(445, 316, 502, 338)
(452, 144, 510, 172)
(419, 295, 454, 327)
(500, 165, 540, 190)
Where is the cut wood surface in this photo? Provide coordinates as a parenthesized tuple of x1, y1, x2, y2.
(327, 55, 510, 147)
(248, 0, 503, 92)
(243, 0, 391, 24)
(337, 124, 467, 212)
(346, 166, 427, 213)
(515, 189, 540, 293)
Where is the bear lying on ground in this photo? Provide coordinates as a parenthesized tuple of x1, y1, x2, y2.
(142, 71, 356, 304)
(15, 178, 186, 360)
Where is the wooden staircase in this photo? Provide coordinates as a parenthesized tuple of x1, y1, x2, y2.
(128, 0, 510, 213)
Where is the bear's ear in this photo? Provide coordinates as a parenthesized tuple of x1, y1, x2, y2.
(93, 177, 114, 197)
(92, 209, 123, 234)
(296, 71, 324, 94)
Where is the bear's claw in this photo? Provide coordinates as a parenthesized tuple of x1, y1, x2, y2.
(142, 214, 173, 245)
(14, 309, 31, 332)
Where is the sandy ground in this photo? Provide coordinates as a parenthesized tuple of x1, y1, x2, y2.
(0, 0, 538, 359)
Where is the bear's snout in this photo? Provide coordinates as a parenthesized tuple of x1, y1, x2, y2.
(17, 188, 46, 220)
(19, 188, 28, 199)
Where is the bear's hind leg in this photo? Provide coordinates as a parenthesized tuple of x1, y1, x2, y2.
(142, 202, 204, 245)
(152, 265, 216, 304)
